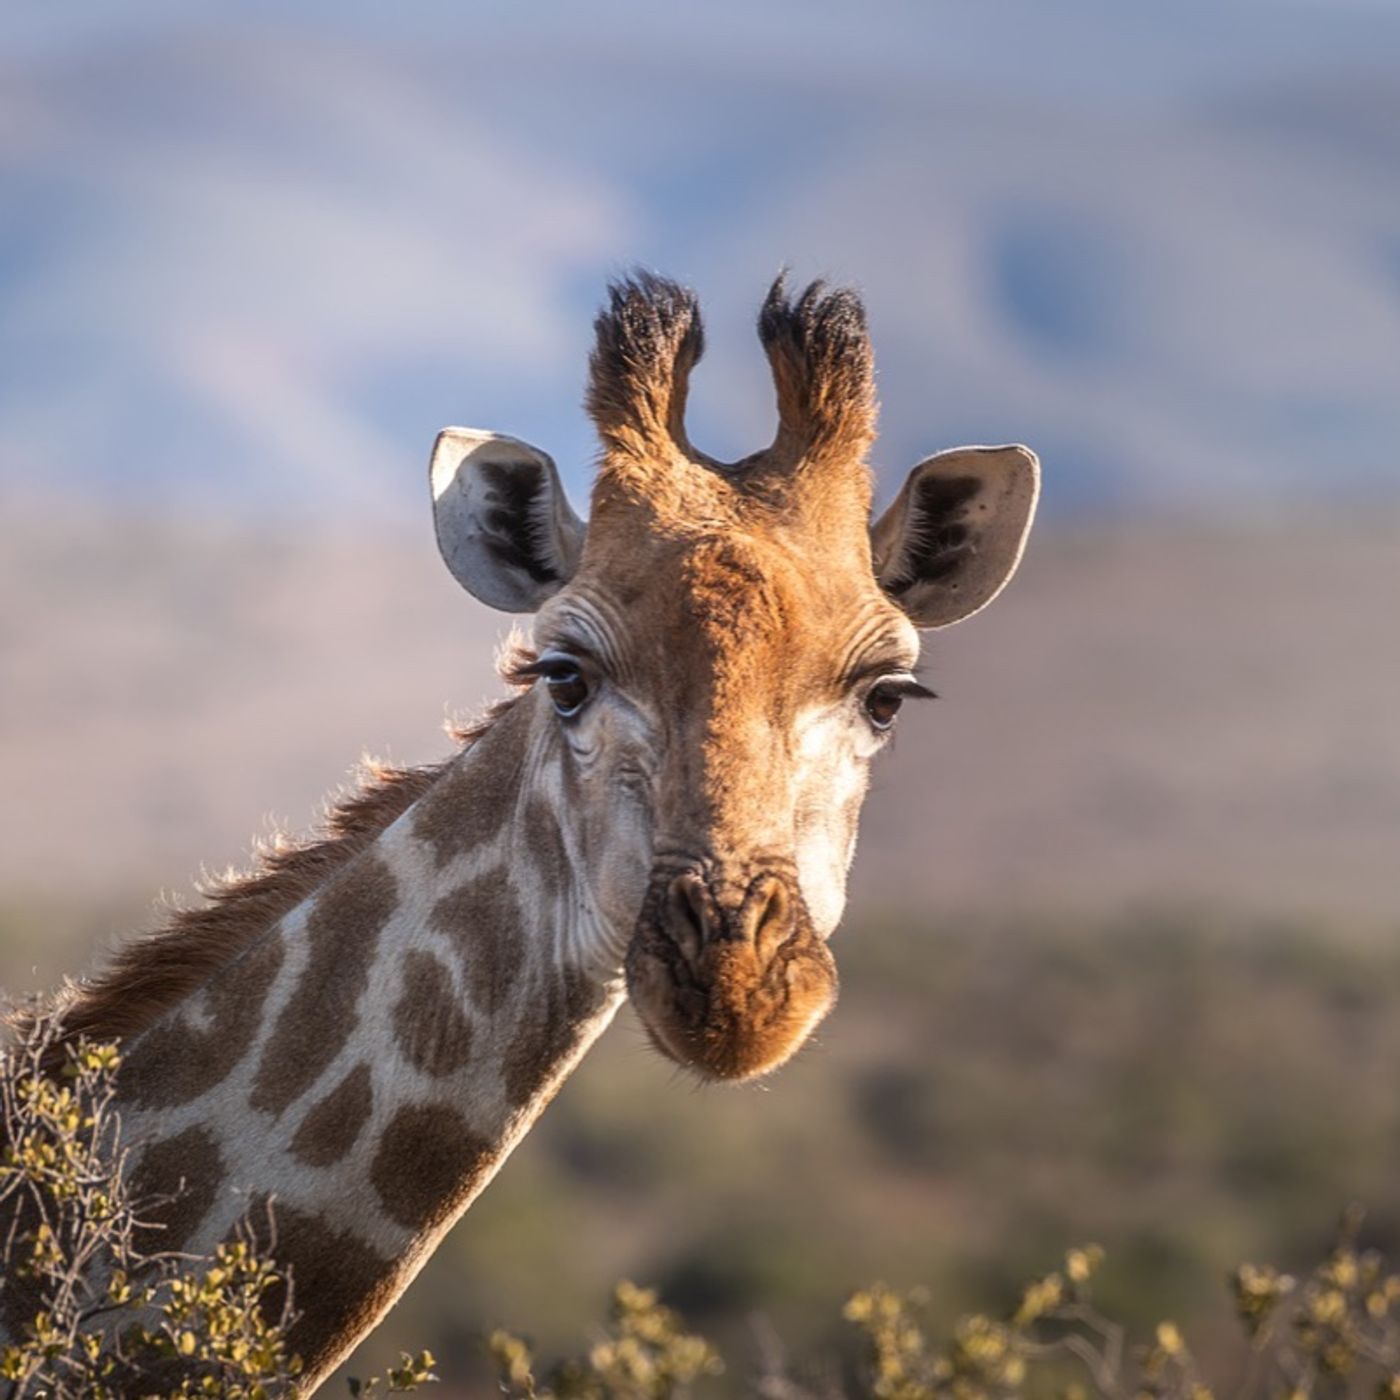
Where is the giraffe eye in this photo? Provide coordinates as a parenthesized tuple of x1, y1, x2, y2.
(861, 675, 936, 732)
(544, 664, 590, 717)
(864, 683, 905, 730)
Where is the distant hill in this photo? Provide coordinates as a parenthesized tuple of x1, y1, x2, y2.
(2, 503, 1395, 947)
(2, 8, 1400, 520)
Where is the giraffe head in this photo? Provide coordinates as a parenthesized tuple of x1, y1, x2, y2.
(430, 274, 1038, 1081)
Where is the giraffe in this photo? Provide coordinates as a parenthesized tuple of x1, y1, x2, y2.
(4, 274, 1039, 1392)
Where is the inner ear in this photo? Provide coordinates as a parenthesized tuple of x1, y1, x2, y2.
(430, 428, 585, 613)
(871, 445, 1039, 628)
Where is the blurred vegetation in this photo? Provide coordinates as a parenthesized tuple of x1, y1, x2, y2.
(491, 1214, 1400, 1400)
(4, 903, 1400, 1398)
(489, 1281, 723, 1400)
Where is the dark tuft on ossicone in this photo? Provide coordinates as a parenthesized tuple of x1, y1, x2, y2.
(757, 274, 868, 364)
(586, 271, 705, 462)
(757, 272, 877, 468)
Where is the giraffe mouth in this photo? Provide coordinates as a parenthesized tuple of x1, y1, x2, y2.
(624, 868, 839, 1081)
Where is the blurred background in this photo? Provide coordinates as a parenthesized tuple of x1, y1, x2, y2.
(3, 1, 1399, 1393)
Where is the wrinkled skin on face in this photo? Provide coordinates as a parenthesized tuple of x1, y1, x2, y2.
(532, 507, 922, 1080)
(430, 273, 1039, 1081)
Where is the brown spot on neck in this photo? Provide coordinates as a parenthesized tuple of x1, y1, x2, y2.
(393, 950, 474, 1077)
(369, 1103, 494, 1232)
(291, 1062, 374, 1167)
(502, 966, 611, 1109)
(524, 797, 570, 902)
(429, 869, 525, 1018)
(411, 759, 509, 869)
(249, 854, 399, 1118)
(411, 698, 532, 868)
(129, 1124, 225, 1254)
(120, 928, 285, 1109)
(243, 1196, 396, 1391)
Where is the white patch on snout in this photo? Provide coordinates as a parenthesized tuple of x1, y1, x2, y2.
(790, 704, 871, 938)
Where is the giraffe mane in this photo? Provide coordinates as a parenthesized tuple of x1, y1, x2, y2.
(27, 696, 525, 1062)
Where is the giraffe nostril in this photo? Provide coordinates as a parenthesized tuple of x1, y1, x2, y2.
(663, 872, 711, 966)
(658, 870, 799, 968)
(632, 865, 835, 1080)
(741, 875, 795, 962)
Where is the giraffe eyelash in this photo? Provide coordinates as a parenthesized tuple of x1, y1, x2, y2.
(874, 677, 938, 702)
(509, 647, 596, 685)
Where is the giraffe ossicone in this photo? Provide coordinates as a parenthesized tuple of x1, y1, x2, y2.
(6, 273, 1039, 1391)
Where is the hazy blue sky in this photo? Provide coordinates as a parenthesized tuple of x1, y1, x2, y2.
(4, 1, 1399, 520)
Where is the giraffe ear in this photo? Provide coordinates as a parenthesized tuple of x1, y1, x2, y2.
(430, 428, 585, 612)
(871, 445, 1040, 628)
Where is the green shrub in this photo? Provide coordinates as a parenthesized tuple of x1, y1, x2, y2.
(0, 1008, 434, 1399)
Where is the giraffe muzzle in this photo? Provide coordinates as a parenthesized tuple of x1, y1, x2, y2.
(624, 867, 839, 1081)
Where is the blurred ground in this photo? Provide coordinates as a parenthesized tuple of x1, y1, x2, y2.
(1, 506, 1396, 945)
(398, 911, 1400, 1394)
(2, 506, 1398, 1394)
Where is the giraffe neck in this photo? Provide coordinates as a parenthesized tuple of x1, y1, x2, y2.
(112, 694, 627, 1392)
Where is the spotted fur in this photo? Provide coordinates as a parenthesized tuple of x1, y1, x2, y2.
(130, 1125, 225, 1252)
(291, 1063, 375, 1167)
(249, 856, 399, 1117)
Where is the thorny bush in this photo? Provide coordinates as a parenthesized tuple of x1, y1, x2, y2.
(0, 1007, 434, 1399)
